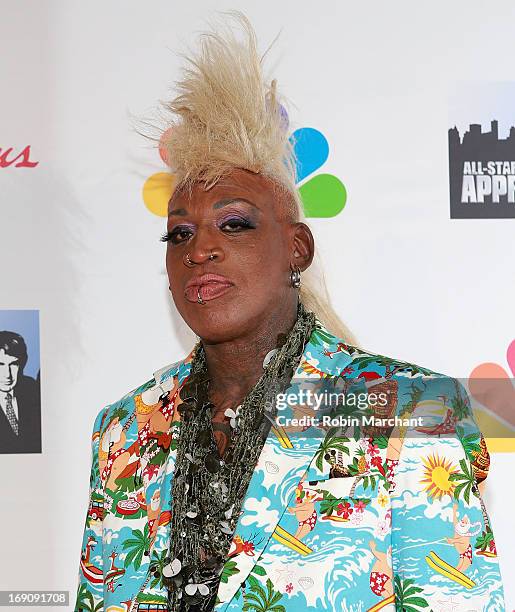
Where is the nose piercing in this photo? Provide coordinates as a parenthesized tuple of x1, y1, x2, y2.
(185, 251, 216, 266)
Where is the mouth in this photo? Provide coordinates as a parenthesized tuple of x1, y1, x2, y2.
(184, 273, 235, 304)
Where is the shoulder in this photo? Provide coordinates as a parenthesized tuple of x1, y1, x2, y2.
(314, 330, 481, 449)
(333, 339, 472, 422)
(90, 352, 195, 438)
(337, 342, 486, 479)
(338, 341, 469, 412)
(16, 374, 39, 396)
(311, 323, 448, 379)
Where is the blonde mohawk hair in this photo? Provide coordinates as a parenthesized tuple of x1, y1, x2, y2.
(160, 11, 358, 346)
(162, 11, 296, 197)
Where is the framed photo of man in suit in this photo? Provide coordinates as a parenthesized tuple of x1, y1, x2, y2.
(0, 310, 41, 454)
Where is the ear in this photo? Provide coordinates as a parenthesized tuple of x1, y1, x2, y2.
(290, 222, 314, 272)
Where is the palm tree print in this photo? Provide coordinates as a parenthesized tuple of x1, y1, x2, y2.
(393, 576, 428, 611)
(122, 523, 151, 570)
(148, 548, 171, 589)
(314, 428, 350, 471)
(455, 426, 481, 458)
(450, 381, 472, 422)
(475, 528, 493, 551)
(221, 559, 240, 584)
(399, 382, 426, 419)
(350, 355, 435, 379)
(243, 576, 286, 612)
(75, 584, 103, 612)
(449, 458, 478, 504)
(110, 405, 129, 428)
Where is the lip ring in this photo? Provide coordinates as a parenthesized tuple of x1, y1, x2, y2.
(184, 280, 234, 304)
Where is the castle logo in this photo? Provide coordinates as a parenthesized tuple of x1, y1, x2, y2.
(449, 120, 515, 218)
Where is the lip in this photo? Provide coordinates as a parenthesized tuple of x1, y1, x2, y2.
(185, 273, 234, 290)
(184, 273, 235, 304)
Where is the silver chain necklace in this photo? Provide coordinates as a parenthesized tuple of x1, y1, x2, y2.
(163, 301, 317, 611)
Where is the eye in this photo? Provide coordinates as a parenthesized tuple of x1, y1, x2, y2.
(219, 217, 254, 232)
(160, 227, 193, 245)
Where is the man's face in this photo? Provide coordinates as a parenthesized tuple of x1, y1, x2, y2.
(0, 349, 20, 392)
(165, 168, 299, 343)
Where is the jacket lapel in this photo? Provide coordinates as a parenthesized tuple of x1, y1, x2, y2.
(124, 348, 196, 552)
(216, 319, 354, 609)
(149, 323, 354, 608)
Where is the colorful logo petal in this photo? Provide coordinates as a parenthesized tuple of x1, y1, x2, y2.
(299, 173, 347, 218)
(290, 127, 329, 183)
(142, 172, 177, 217)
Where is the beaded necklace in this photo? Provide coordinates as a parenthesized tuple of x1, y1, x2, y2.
(163, 300, 317, 611)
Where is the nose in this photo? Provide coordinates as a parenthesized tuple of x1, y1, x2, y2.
(183, 229, 224, 266)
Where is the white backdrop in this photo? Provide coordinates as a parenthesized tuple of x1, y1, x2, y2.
(1, 1, 514, 609)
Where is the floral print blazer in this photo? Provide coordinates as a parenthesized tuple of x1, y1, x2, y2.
(75, 318, 505, 611)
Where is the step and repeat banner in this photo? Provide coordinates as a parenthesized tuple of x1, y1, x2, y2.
(1, 1, 514, 609)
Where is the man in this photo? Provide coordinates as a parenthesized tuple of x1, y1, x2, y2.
(0, 331, 41, 453)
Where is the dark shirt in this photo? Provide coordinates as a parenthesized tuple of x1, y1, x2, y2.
(0, 375, 41, 453)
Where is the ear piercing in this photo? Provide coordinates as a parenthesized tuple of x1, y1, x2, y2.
(290, 265, 301, 288)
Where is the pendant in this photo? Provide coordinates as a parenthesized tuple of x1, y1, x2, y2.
(262, 348, 278, 368)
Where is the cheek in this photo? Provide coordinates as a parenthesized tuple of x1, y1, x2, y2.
(165, 254, 190, 312)
(243, 230, 289, 273)
(166, 249, 183, 286)
(245, 255, 286, 286)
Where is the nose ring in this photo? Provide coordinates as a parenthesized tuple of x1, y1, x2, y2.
(185, 251, 216, 266)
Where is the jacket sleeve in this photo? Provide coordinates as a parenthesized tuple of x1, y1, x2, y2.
(390, 375, 505, 611)
(74, 407, 108, 612)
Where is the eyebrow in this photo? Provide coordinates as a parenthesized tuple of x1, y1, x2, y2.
(168, 197, 259, 217)
(0, 358, 19, 365)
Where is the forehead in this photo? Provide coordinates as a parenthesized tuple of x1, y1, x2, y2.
(168, 168, 277, 214)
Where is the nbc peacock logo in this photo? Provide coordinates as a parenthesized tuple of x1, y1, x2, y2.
(468, 338, 515, 453)
(142, 126, 347, 218)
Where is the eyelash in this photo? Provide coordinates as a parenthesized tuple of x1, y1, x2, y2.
(160, 218, 255, 245)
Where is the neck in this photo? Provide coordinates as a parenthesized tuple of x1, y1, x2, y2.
(202, 299, 299, 407)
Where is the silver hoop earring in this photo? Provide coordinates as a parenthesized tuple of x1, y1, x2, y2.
(290, 265, 301, 288)
(197, 286, 205, 305)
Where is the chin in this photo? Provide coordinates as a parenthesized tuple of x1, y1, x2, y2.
(180, 298, 261, 344)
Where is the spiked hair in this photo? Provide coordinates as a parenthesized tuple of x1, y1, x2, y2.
(159, 11, 358, 345)
(162, 12, 295, 196)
